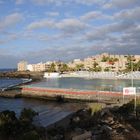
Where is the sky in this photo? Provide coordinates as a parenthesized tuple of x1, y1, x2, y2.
(0, 0, 140, 68)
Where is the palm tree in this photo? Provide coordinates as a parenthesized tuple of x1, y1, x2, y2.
(59, 64, 69, 73)
(48, 63, 56, 72)
(75, 64, 84, 71)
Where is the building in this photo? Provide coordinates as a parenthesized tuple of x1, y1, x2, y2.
(17, 61, 28, 71)
(68, 53, 140, 72)
(17, 53, 140, 72)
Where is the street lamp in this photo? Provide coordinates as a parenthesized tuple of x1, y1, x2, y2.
(131, 55, 134, 87)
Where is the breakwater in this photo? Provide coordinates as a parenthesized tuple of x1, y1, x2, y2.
(21, 86, 135, 103)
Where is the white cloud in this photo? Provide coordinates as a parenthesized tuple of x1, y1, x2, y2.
(27, 19, 55, 30)
(56, 18, 87, 33)
(114, 7, 140, 21)
(74, 0, 104, 5)
(14, 0, 106, 6)
(45, 11, 59, 17)
(0, 13, 23, 31)
(80, 11, 102, 21)
(80, 11, 112, 21)
(27, 18, 87, 34)
(103, 0, 140, 9)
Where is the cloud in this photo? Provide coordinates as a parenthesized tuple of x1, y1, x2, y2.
(0, 13, 23, 31)
(15, 0, 25, 4)
(0, 32, 19, 44)
(30, 0, 66, 5)
(56, 18, 87, 33)
(80, 11, 103, 21)
(80, 11, 112, 21)
(24, 44, 100, 62)
(74, 0, 105, 5)
(27, 19, 55, 30)
(85, 21, 135, 41)
(103, 0, 140, 9)
(27, 18, 87, 34)
(114, 7, 140, 21)
(45, 11, 59, 17)
(14, 0, 106, 6)
(0, 53, 19, 68)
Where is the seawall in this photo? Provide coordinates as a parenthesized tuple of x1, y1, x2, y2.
(21, 86, 136, 103)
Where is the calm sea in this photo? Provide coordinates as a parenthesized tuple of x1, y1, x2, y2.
(0, 97, 80, 127)
(0, 68, 16, 72)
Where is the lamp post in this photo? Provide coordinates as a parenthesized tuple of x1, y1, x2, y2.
(131, 55, 137, 116)
(131, 56, 134, 87)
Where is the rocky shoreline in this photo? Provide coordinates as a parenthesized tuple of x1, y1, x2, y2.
(46, 101, 140, 140)
(0, 71, 44, 81)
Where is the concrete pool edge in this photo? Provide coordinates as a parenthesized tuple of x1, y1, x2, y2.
(21, 86, 138, 102)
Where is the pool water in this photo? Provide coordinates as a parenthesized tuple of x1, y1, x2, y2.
(30, 77, 140, 92)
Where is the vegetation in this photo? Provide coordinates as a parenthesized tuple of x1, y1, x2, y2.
(59, 63, 69, 73)
(0, 108, 45, 140)
(47, 100, 140, 140)
(101, 56, 110, 62)
(75, 64, 84, 71)
(104, 67, 110, 72)
(125, 55, 140, 72)
(88, 103, 103, 115)
(48, 63, 56, 72)
(92, 62, 102, 72)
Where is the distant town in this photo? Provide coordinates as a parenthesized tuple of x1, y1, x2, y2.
(17, 53, 140, 72)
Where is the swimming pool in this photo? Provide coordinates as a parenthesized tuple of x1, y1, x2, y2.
(30, 77, 140, 92)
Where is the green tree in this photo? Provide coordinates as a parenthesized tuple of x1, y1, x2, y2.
(48, 63, 56, 72)
(104, 67, 110, 72)
(93, 61, 98, 68)
(94, 66, 102, 72)
(59, 64, 69, 73)
(125, 55, 136, 72)
(101, 56, 109, 62)
(75, 64, 84, 71)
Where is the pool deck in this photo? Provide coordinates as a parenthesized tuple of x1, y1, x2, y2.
(21, 86, 139, 102)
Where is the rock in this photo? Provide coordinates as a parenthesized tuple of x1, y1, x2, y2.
(74, 128, 84, 134)
(73, 116, 80, 122)
(102, 125, 112, 132)
(100, 108, 110, 117)
(53, 134, 64, 140)
(72, 131, 92, 140)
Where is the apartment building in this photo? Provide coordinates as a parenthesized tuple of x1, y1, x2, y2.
(68, 53, 140, 72)
(17, 53, 140, 72)
(17, 61, 28, 71)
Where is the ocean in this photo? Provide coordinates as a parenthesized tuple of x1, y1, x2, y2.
(0, 68, 17, 72)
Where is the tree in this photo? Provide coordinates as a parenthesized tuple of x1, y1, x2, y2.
(125, 55, 136, 72)
(136, 60, 140, 71)
(93, 61, 98, 68)
(94, 66, 102, 72)
(48, 63, 56, 72)
(75, 64, 84, 71)
(101, 56, 109, 62)
(104, 67, 110, 72)
(59, 64, 69, 73)
(92, 62, 102, 72)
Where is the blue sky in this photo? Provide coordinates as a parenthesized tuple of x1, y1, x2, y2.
(0, 0, 140, 68)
